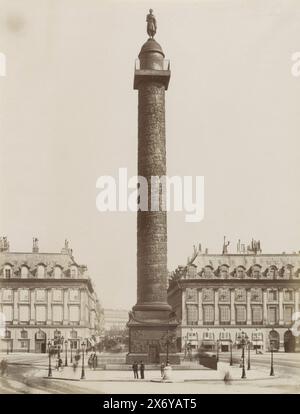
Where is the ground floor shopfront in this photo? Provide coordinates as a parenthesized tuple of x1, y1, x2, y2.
(180, 325, 300, 354)
(0, 325, 95, 353)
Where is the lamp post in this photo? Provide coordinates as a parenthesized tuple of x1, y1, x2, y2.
(48, 341, 52, 378)
(270, 341, 275, 376)
(64, 340, 68, 367)
(240, 331, 247, 379)
(81, 341, 86, 379)
(216, 340, 219, 363)
(229, 339, 233, 366)
(247, 341, 251, 370)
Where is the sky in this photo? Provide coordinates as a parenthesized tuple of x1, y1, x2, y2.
(0, 0, 300, 309)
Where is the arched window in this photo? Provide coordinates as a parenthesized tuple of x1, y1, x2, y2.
(4, 265, 12, 279)
(54, 266, 62, 279)
(37, 265, 45, 278)
(21, 266, 29, 278)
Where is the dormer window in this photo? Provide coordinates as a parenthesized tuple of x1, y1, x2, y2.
(21, 266, 29, 278)
(37, 265, 45, 278)
(4, 265, 12, 279)
(54, 266, 62, 279)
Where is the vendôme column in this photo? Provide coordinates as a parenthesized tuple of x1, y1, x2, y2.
(127, 10, 179, 364)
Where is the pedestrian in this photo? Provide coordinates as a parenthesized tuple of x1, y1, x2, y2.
(72, 361, 78, 373)
(140, 361, 145, 379)
(160, 362, 165, 378)
(0, 359, 8, 376)
(224, 371, 232, 385)
(132, 361, 138, 379)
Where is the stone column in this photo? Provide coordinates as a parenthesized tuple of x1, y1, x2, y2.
(263, 289, 268, 324)
(47, 289, 52, 324)
(30, 289, 35, 324)
(230, 289, 235, 325)
(279, 289, 284, 325)
(246, 289, 251, 325)
(214, 289, 219, 325)
(295, 289, 299, 314)
(63, 289, 68, 325)
(182, 289, 187, 325)
(13, 289, 18, 325)
(198, 289, 203, 325)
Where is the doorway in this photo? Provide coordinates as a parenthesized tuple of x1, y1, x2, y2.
(284, 330, 295, 352)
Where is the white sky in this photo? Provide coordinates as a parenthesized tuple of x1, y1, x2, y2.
(1, 0, 300, 309)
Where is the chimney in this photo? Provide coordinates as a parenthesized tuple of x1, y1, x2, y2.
(32, 237, 39, 253)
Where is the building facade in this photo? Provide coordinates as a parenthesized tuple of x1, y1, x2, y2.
(168, 241, 300, 354)
(0, 238, 101, 353)
(103, 309, 129, 331)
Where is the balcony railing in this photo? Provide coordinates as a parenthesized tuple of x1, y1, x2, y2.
(135, 59, 170, 71)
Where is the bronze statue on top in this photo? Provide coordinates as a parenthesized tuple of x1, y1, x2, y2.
(146, 9, 157, 38)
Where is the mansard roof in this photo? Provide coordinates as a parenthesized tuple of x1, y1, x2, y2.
(0, 251, 88, 278)
(191, 253, 300, 271)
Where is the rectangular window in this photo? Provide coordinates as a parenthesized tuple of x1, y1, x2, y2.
(235, 289, 246, 302)
(186, 305, 198, 325)
(3, 305, 13, 322)
(36, 289, 46, 302)
(53, 289, 62, 302)
(220, 306, 230, 324)
(202, 289, 214, 303)
(252, 332, 263, 341)
(252, 306, 262, 324)
(69, 305, 80, 322)
(19, 305, 30, 322)
(19, 289, 29, 302)
(236, 306, 246, 324)
(251, 289, 262, 302)
(69, 289, 80, 302)
(36, 305, 46, 322)
(268, 290, 278, 301)
(268, 306, 278, 324)
(186, 288, 198, 303)
(219, 289, 230, 302)
(284, 290, 294, 302)
(53, 305, 63, 322)
(3, 289, 13, 301)
(203, 331, 214, 340)
(203, 305, 214, 324)
(284, 306, 293, 324)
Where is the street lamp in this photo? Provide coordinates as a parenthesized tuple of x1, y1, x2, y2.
(216, 340, 219, 363)
(81, 341, 86, 379)
(64, 340, 68, 367)
(270, 340, 275, 376)
(240, 331, 248, 379)
(48, 341, 52, 378)
(247, 341, 251, 370)
(229, 339, 233, 366)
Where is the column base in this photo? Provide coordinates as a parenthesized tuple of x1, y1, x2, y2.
(127, 308, 180, 365)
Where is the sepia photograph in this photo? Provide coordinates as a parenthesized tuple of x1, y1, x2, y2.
(0, 0, 300, 401)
